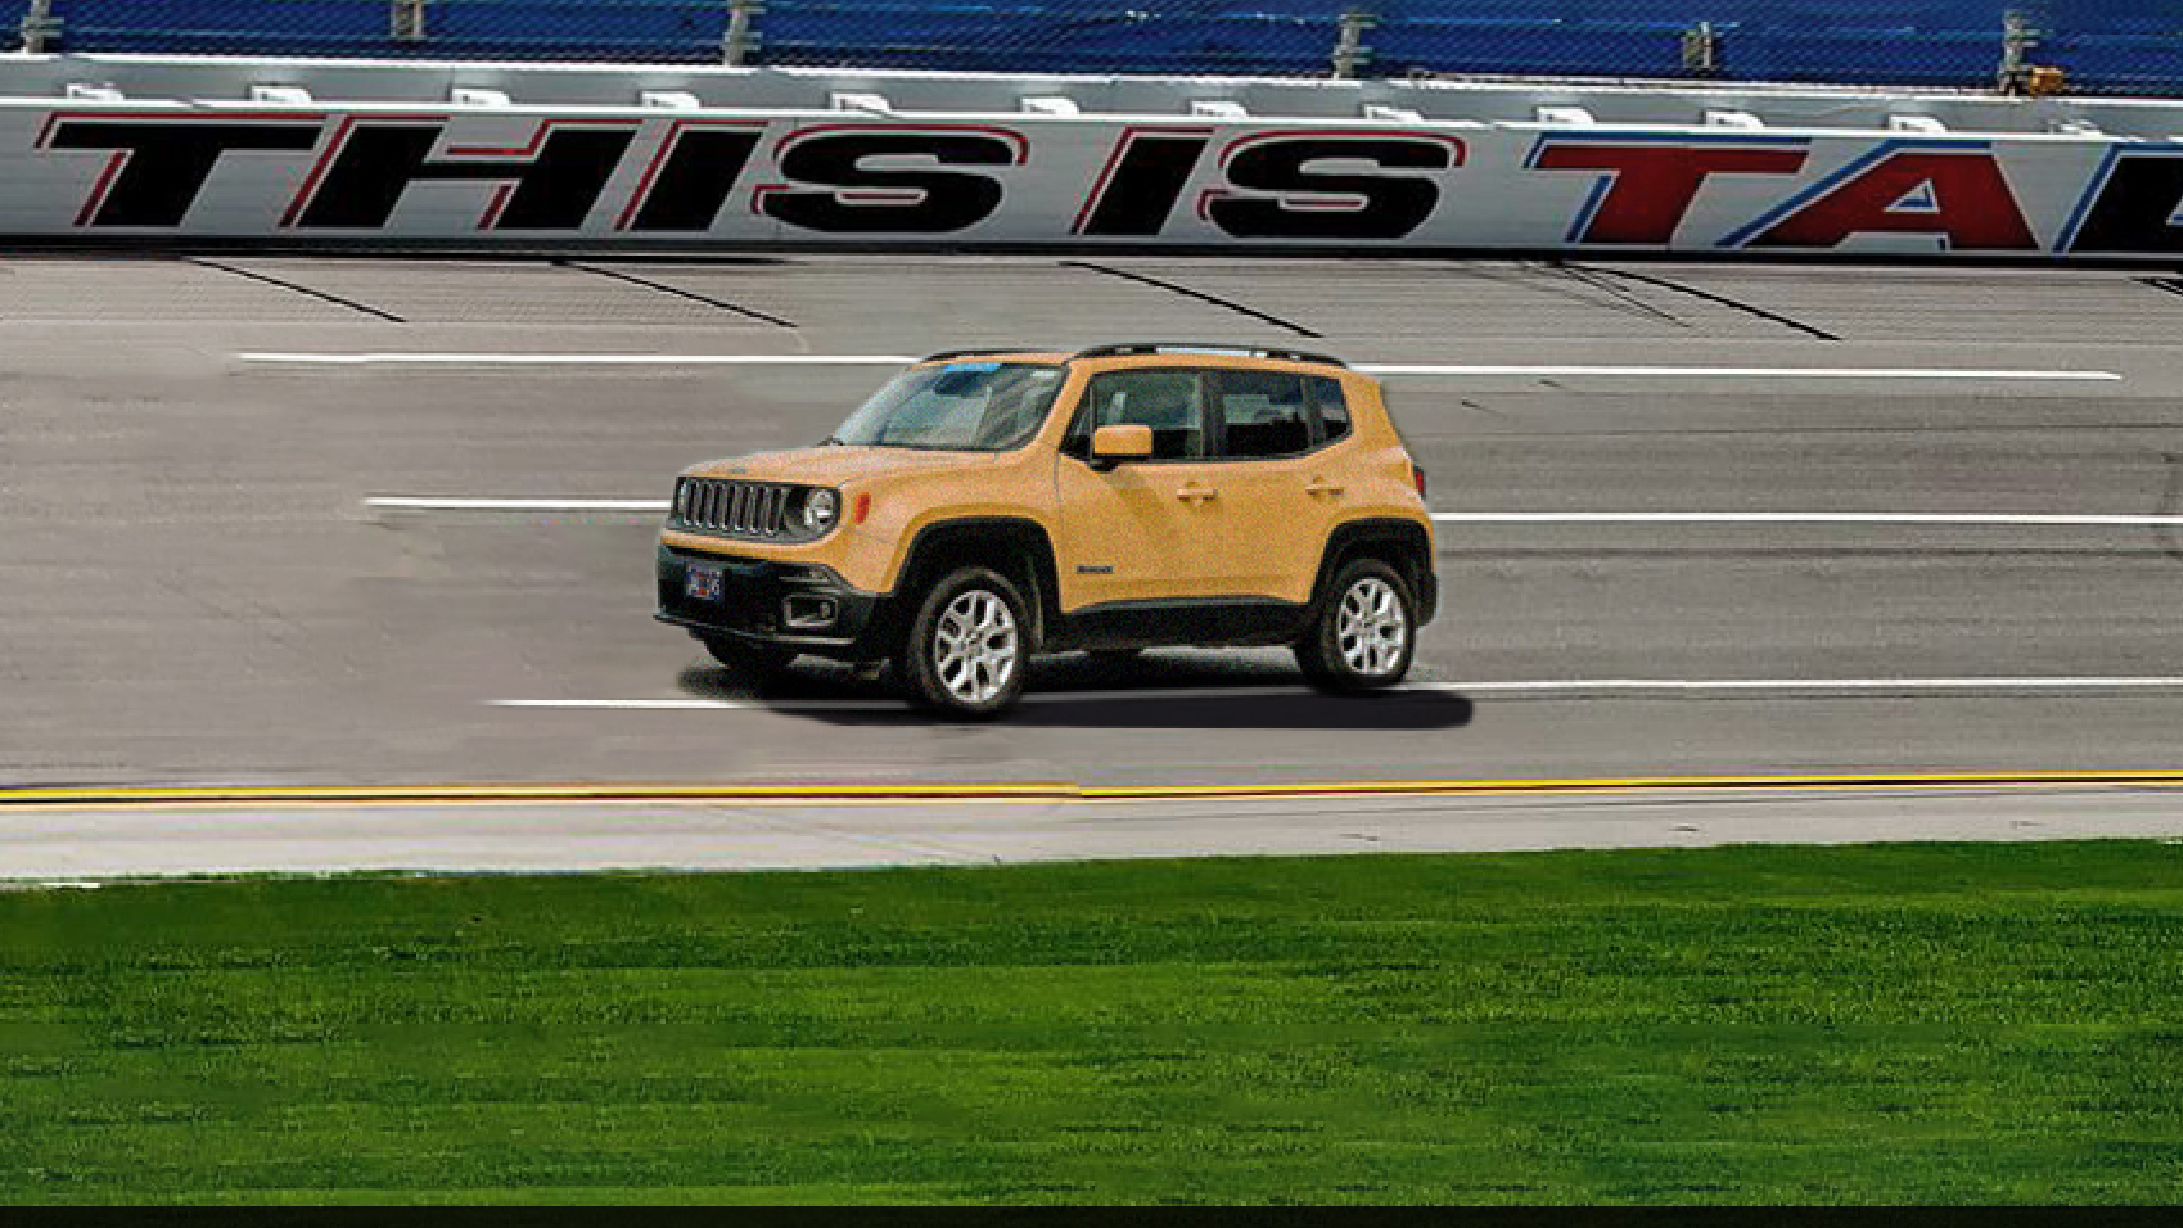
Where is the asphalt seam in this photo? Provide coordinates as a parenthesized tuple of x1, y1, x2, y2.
(1548, 264, 1693, 330)
(1059, 260, 1325, 338)
(1569, 263, 1842, 342)
(190, 258, 407, 324)
(2136, 275, 2183, 304)
(555, 260, 799, 328)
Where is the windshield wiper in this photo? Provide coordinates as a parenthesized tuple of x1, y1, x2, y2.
(817, 435, 846, 446)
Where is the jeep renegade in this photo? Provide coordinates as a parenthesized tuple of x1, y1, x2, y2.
(656, 342, 1437, 717)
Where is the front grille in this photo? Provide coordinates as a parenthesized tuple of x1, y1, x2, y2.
(676, 478, 793, 539)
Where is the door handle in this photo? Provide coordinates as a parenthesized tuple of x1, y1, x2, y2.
(1175, 484, 1219, 503)
(1304, 477, 1346, 498)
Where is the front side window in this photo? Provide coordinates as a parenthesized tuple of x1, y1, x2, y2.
(1067, 370, 1205, 460)
(1216, 370, 1313, 459)
(832, 362, 1066, 452)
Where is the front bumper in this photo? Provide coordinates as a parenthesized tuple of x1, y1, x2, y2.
(656, 544, 893, 660)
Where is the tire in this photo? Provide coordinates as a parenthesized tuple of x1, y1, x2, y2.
(701, 635, 794, 679)
(904, 567, 1032, 718)
(1295, 559, 1416, 693)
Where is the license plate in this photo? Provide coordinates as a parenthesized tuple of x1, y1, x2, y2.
(685, 562, 724, 602)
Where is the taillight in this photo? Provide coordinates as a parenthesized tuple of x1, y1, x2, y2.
(1411, 464, 1428, 500)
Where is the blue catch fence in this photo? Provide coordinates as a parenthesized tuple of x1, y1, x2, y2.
(6, 2, 2180, 97)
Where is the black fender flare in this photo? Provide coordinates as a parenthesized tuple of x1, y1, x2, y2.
(887, 516, 1065, 651)
(1309, 518, 1438, 625)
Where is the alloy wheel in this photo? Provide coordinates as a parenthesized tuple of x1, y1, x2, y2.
(932, 588, 1019, 704)
(1336, 576, 1407, 677)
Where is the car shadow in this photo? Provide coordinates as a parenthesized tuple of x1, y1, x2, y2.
(677, 651, 1475, 731)
(992, 688, 1471, 731)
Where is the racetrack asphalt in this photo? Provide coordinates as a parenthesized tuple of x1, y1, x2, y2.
(4, 253, 2182, 875)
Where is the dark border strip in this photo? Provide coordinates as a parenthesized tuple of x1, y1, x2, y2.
(560, 260, 797, 328)
(1571, 263, 1840, 342)
(1063, 259, 1324, 338)
(191, 257, 406, 323)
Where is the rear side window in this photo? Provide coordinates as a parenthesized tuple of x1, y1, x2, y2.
(1070, 370, 1205, 460)
(1309, 375, 1351, 444)
(1215, 369, 1313, 459)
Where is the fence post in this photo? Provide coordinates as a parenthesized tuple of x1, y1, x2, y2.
(1331, 8, 1376, 79)
(1681, 21, 1721, 78)
(1996, 9, 2067, 95)
(19, 0, 59, 54)
(722, 0, 765, 66)
(1997, 9, 2036, 91)
(391, 0, 428, 43)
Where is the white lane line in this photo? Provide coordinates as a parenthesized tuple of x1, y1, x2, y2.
(244, 352, 916, 366)
(244, 352, 2122, 381)
(364, 498, 2183, 528)
(367, 497, 670, 512)
(493, 677, 2183, 712)
(1449, 677, 2183, 693)
(1363, 365, 2123, 381)
(496, 698, 890, 712)
(1430, 512, 2183, 527)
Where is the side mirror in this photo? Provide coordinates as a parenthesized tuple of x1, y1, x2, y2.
(1089, 424, 1153, 471)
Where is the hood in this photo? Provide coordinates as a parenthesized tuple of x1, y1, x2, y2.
(684, 445, 1003, 486)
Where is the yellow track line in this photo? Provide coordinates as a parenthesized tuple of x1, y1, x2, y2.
(6, 770, 2183, 811)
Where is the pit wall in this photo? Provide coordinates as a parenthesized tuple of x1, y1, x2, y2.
(7, 55, 2183, 258)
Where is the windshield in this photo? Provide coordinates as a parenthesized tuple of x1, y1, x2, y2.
(831, 362, 1066, 452)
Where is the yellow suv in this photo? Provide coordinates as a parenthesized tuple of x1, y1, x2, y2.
(656, 342, 1437, 716)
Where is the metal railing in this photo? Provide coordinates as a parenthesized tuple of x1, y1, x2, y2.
(6, 2, 2176, 98)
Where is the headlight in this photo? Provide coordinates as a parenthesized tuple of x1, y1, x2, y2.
(801, 488, 841, 532)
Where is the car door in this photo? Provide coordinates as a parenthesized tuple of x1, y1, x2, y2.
(1201, 366, 1342, 603)
(1052, 367, 1229, 610)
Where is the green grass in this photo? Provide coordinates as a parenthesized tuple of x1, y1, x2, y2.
(3, 842, 2181, 1204)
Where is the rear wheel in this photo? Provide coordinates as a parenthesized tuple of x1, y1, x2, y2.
(1296, 559, 1415, 693)
(701, 635, 794, 680)
(904, 567, 1030, 718)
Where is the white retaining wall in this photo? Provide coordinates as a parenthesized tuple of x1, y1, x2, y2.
(5, 54, 2183, 257)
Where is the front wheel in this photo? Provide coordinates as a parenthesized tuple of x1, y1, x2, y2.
(1296, 559, 1416, 693)
(904, 567, 1031, 718)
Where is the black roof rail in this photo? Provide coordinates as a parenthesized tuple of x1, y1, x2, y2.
(917, 347, 1048, 363)
(1066, 341, 1350, 368)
